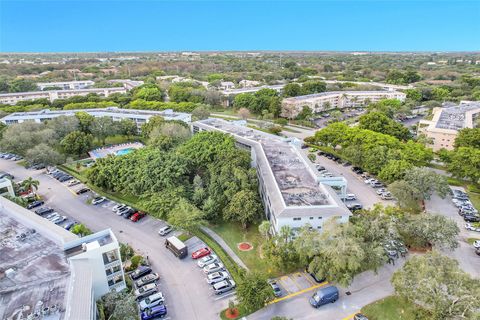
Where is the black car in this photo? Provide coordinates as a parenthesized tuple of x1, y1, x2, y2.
(27, 200, 45, 209)
(35, 207, 54, 216)
(58, 175, 73, 182)
(131, 266, 152, 280)
(122, 209, 135, 219)
(352, 167, 364, 174)
(76, 187, 90, 195)
(464, 215, 480, 223)
(305, 267, 326, 283)
(0, 172, 14, 180)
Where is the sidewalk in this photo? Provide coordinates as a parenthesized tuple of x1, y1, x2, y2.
(200, 226, 249, 271)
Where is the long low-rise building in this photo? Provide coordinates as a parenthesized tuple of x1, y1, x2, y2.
(417, 102, 480, 151)
(0, 87, 127, 105)
(1, 107, 192, 127)
(0, 196, 126, 320)
(281, 90, 407, 118)
(192, 118, 351, 235)
(37, 80, 95, 91)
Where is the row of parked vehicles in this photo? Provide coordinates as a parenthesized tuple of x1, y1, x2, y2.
(111, 202, 148, 222)
(47, 168, 91, 194)
(27, 199, 77, 230)
(191, 246, 236, 295)
(0, 152, 23, 161)
(452, 189, 480, 223)
(130, 265, 167, 319)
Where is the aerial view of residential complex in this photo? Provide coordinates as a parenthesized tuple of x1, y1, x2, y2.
(0, 1, 479, 320)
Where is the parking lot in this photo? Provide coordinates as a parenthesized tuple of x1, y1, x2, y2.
(0, 159, 230, 320)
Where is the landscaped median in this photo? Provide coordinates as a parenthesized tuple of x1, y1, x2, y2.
(361, 295, 430, 320)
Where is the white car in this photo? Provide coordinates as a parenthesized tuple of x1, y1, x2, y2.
(47, 213, 60, 222)
(67, 179, 80, 187)
(158, 225, 173, 236)
(473, 240, 480, 249)
(364, 178, 375, 184)
(53, 215, 67, 224)
(139, 292, 165, 311)
(343, 193, 356, 201)
(465, 223, 480, 232)
(197, 254, 218, 268)
(92, 196, 107, 205)
(381, 192, 394, 200)
(206, 271, 230, 285)
(376, 188, 388, 195)
(203, 262, 224, 274)
(112, 203, 127, 212)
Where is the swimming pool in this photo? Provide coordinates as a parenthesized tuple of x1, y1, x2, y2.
(115, 148, 135, 156)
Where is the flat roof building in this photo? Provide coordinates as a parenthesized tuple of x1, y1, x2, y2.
(417, 102, 480, 151)
(1, 107, 191, 128)
(192, 118, 351, 235)
(0, 196, 125, 320)
(281, 90, 407, 119)
(37, 80, 95, 91)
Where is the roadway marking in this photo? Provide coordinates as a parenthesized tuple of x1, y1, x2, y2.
(291, 272, 303, 290)
(278, 276, 293, 294)
(268, 281, 329, 304)
(341, 312, 359, 320)
(303, 272, 316, 286)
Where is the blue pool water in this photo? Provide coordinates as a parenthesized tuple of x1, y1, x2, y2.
(115, 148, 135, 156)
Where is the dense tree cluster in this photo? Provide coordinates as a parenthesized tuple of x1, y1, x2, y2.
(283, 80, 327, 97)
(309, 122, 433, 175)
(233, 88, 281, 118)
(87, 130, 262, 228)
(358, 111, 411, 140)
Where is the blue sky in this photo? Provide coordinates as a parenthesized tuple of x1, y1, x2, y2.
(1, 1, 479, 52)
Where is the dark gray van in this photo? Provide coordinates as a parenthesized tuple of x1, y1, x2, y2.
(309, 285, 339, 308)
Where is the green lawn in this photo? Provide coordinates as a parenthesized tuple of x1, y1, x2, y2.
(361, 296, 431, 320)
(209, 221, 282, 277)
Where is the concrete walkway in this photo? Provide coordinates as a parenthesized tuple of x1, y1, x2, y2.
(201, 226, 249, 271)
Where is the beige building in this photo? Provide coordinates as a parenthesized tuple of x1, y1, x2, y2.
(417, 102, 480, 151)
(281, 90, 406, 118)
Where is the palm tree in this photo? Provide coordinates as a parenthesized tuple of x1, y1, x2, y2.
(22, 177, 40, 193)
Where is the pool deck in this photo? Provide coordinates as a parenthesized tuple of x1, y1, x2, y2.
(88, 142, 144, 160)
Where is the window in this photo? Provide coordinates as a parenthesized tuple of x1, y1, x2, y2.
(293, 217, 301, 221)
(318, 217, 322, 219)
(103, 250, 119, 264)
(309, 217, 314, 220)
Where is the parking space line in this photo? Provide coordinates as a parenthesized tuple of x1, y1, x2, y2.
(302, 272, 316, 285)
(278, 276, 293, 294)
(291, 272, 303, 290)
(268, 281, 329, 304)
(341, 312, 358, 320)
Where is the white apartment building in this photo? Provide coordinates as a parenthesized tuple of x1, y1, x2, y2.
(0, 87, 127, 105)
(192, 118, 351, 235)
(281, 90, 407, 118)
(0, 196, 125, 320)
(417, 102, 480, 151)
(1, 107, 192, 128)
(37, 80, 95, 91)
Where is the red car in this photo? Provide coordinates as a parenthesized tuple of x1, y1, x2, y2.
(130, 211, 147, 222)
(191, 247, 211, 259)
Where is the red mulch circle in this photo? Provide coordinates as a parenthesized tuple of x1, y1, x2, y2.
(237, 242, 253, 251)
(225, 308, 239, 319)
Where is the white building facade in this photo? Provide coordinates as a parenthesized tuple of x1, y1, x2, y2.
(37, 80, 95, 91)
(281, 90, 407, 118)
(192, 118, 351, 235)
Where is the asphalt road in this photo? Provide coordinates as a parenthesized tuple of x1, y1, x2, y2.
(425, 192, 480, 278)
(0, 159, 230, 320)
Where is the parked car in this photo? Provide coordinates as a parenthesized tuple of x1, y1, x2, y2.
(92, 196, 106, 205)
(464, 215, 480, 223)
(364, 178, 375, 184)
(135, 273, 159, 287)
(197, 254, 218, 268)
(354, 313, 369, 320)
(141, 304, 167, 320)
(473, 240, 480, 249)
(27, 200, 44, 209)
(476, 248, 480, 257)
(342, 193, 356, 201)
(53, 216, 67, 225)
(35, 207, 54, 216)
(122, 209, 136, 219)
(381, 192, 394, 200)
(305, 267, 326, 283)
(130, 211, 147, 222)
(158, 225, 173, 236)
(47, 213, 61, 222)
(206, 271, 230, 285)
(112, 203, 127, 212)
(0, 172, 14, 180)
(58, 175, 73, 182)
(135, 283, 158, 300)
(76, 187, 90, 195)
(64, 221, 76, 230)
(465, 223, 480, 232)
(30, 163, 46, 170)
(268, 279, 282, 297)
(371, 181, 384, 188)
(139, 292, 165, 311)
(131, 266, 152, 280)
(192, 247, 211, 259)
(203, 262, 225, 274)
(116, 206, 132, 216)
(67, 179, 80, 187)
(346, 203, 363, 211)
(351, 167, 364, 174)
(309, 286, 339, 308)
(213, 279, 236, 295)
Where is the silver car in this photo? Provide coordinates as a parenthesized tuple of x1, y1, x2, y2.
(139, 292, 165, 311)
(203, 262, 225, 274)
(206, 271, 230, 285)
